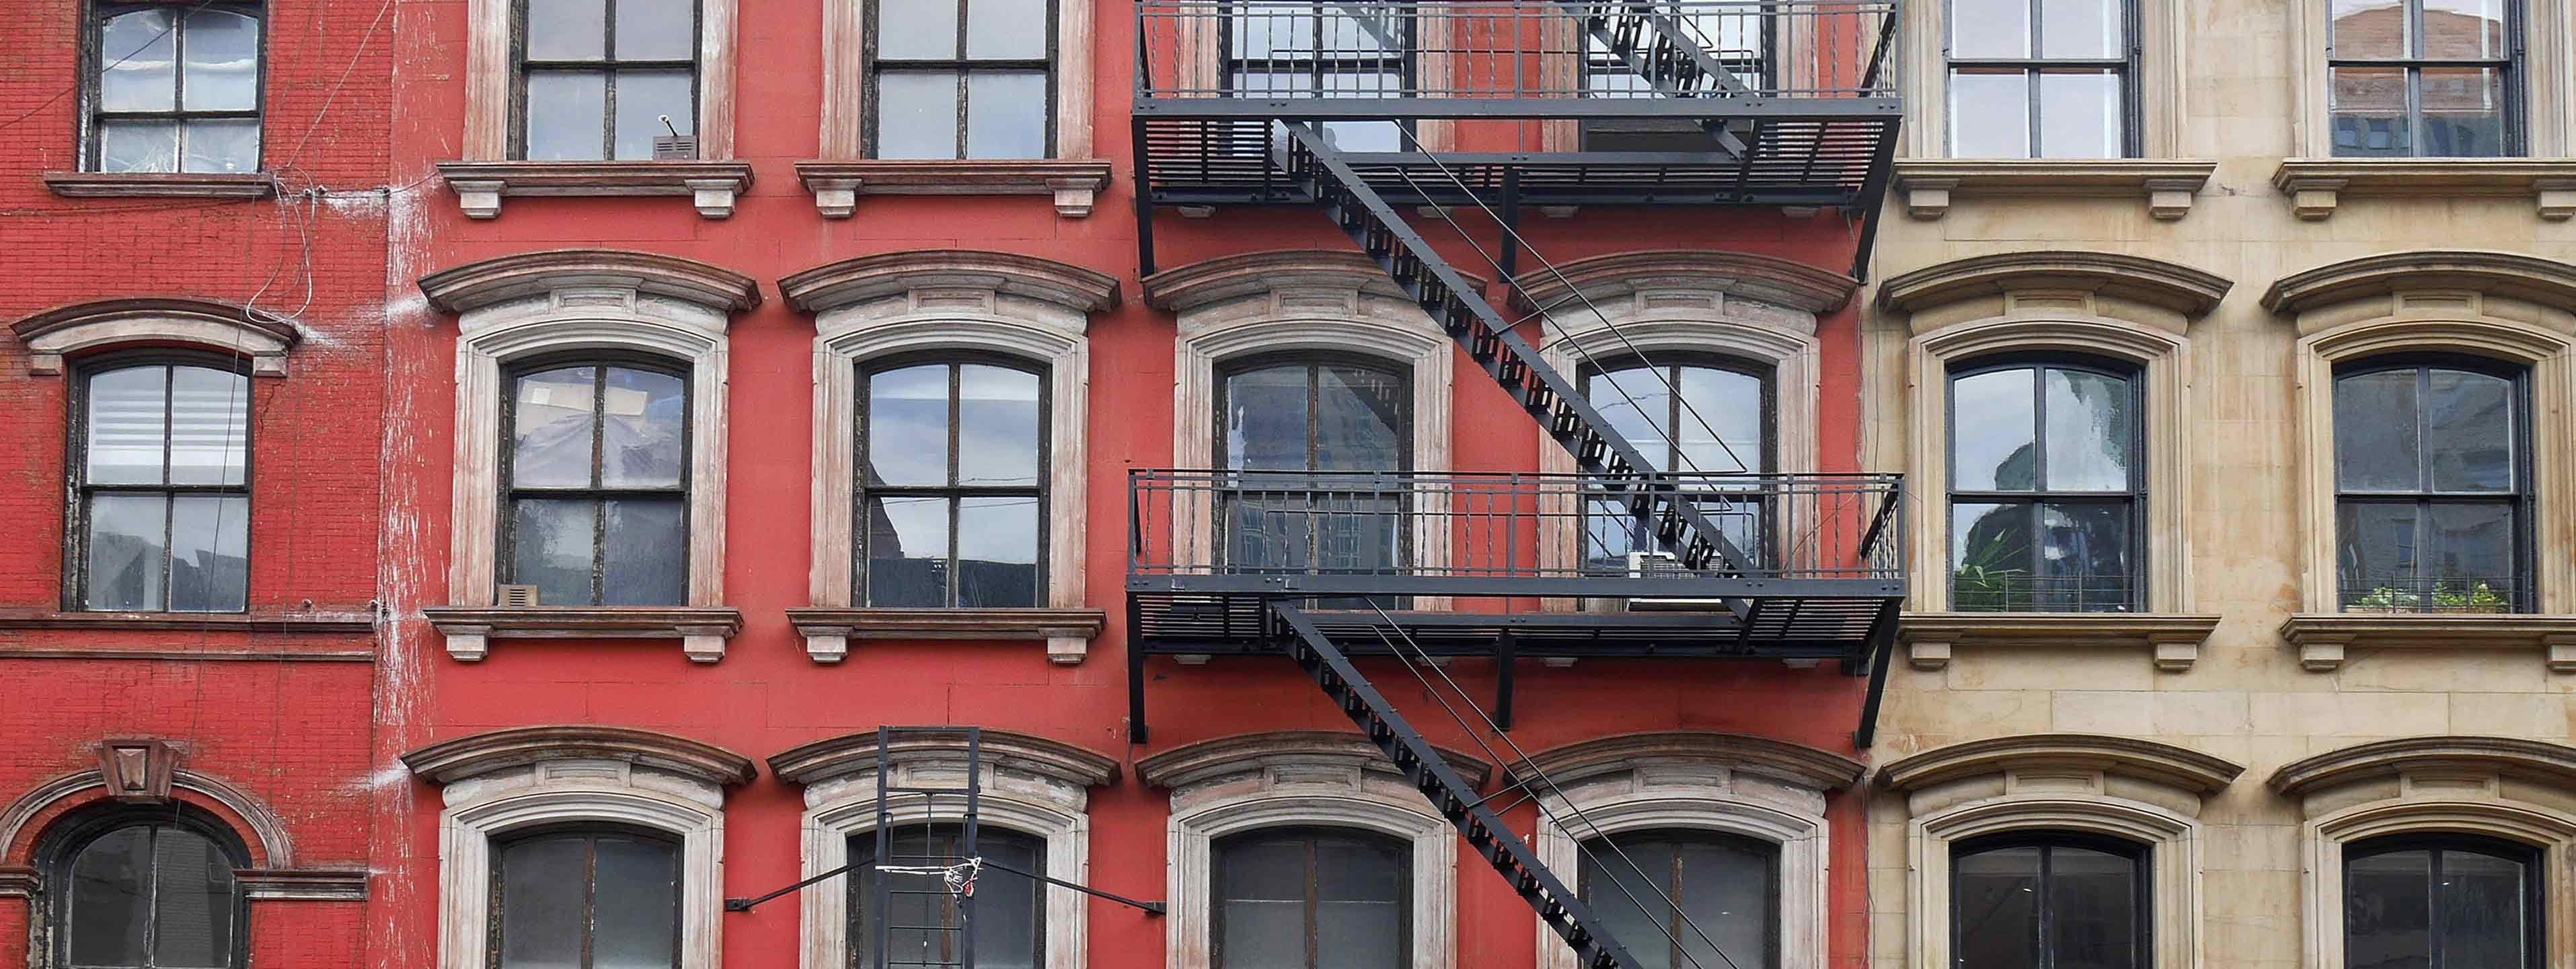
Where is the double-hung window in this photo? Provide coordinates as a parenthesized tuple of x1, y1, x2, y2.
(870, 0, 1055, 159)
(1214, 355, 1410, 587)
(85, 1, 264, 173)
(74, 359, 252, 612)
(2326, 0, 2517, 156)
(516, 0, 701, 160)
(858, 357, 1047, 608)
(1211, 827, 1409, 969)
(1580, 356, 1770, 572)
(1944, 0, 2139, 157)
(502, 360, 690, 606)
(2331, 359, 2528, 612)
(1222, 3, 1412, 151)
(1948, 359, 2142, 612)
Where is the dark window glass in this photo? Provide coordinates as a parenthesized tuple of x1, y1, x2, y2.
(503, 361, 689, 606)
(52, 820, 244, 969)
(1221, 3, 1411, 150)
(75, 361, 251, 612)
(1580, 357, 1771, 571)
(2328, 0, 2517, 156)
(516, 0, 700, 160)
(2345, 837, 2540, 969)
(1953, 836, 2146, 969)
(1948, 361, 2142, 611)
(494, 829, 679, 969)
(1945, 0, 2137, 157)
(870, 0, 1055, 159)
(2332, 361, 2526, 612)
(1214, 357, 1409, 593)
(87, 2, 264, 173)
(1212, 827, 1407, 969)
(858, 359, 1047, 607)
(851, 826, 1044, 969)
(1579, 829, 1778, 969)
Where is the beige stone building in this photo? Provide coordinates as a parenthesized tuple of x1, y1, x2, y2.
(1860, 0, 2576, 965)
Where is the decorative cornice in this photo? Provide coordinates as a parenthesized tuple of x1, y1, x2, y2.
(1891, 158, 2218, 221)
(2277, 613, 2576, 672)
(11, 297, 302, 376)
(778, 252, 1121, 316)
(0, 865, 34, 897)
(793, 159, 1115, 218)
(1899, 612, 2225, 672)
(1877, 733, 2245, 796)
(2269, 158, 2576, 221)
(2259, 250, 2576, 316)
(1877, 250, 2233, 317)
(1512, 732, 1864, 791)
(0, 609, 373, 634)
(421, 606, 745, 664)
(1137, 730, 1492, 789)
(1141, 250, 1488, 313)
(1510, 249, 1859, 314)
(434, 160, 755, 219)
(2269, 735, 2576, 797)
(400, 725, 757, 788)
(417, 249, 763, 316)
(42, 172, 276, 199)
(767, 727, 1121, 790)
(235, 868, 369, 901)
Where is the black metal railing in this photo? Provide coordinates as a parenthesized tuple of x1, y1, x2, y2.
(1947, 575, 2138, 614)
(2337, 575, 2522, 614)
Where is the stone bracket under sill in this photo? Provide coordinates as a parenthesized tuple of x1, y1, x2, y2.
(42, 172, 277, 199)
(2273, 159, 2576, 221)
(785, 607, 1108, 665)
(2279, 613, 2576, 672)
(423, 606, 745, 663)
(434, 160, 755, 219)
(235, 868, 371, 901)
(794, 159, 1113, 219)
(1901, 612, 2225, 672)
(1893, 159, 2218, 221)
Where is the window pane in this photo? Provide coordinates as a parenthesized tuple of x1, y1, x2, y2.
(602, 497, 687, 606)
(1314, 836, 1404, 969)
(2423, 0, 2506, 58)
(2046, 847, 2137, 969)
(966, 71, 1049, 159)
(967, 0, 1047, 59)
(69, 827, 154, 968)
(1226, 365, 1316, 471)
(615, 0, 695, 60)
(1955, 847, 2039, 969)
(2424, 369, 2513, 491)
(1583, 840, 1677, 969)
(1949, 0, 2031, 57)
(974, 833, 1045, 969)
(1675, 837, 1773, 969)
(2040, 0, 2123, 57)
(515, 367, 601, 488)
(1952, 502, 2033, 612)
(525, 70, 609, 159)
(1314, 364, 1406, 471)
(2334, 369, 2420, 491)
(2438, 849, 2528, 968)
(1953, 367, 2037, 490)
(2039, 502, 2130, 611)
(958, 364, 1042, 487)
(182, 118, 262, 174)
(592, 836, 680, 969)
(2329, 0, 2408, 57)
(1590, 366, 1676, 470)
(613, 69, 696, 159)
(868, 364, 951, 487)
(599, 367, 686, 488)
(149, 828, 235, 968)
(2042, 368, 2130, 490)
(87, 494, 169, 611)
(2419, 66, 2507, 157)
(180, 10, 260, 112)
(2424, 501, 2513, 604)
(957, 495, 1038, 607)
(866, 495, 950, 606)
(512, 497, 597, 606)
(1216, 835, 1307, 969)
(100, 9, 178, 111)
(168, 495, 250, 612)
(2037, 70, 2122, 159)
(99, 120, 182, 172)
(526, 0, 609, 59)
(88, 365, 169, 486)
(2346, 849, 2431, 968)
(2329, 65, 2410, 156)
(168, 366, 248, 487)
(880, 0, 962, 59)
(498, 836, 589, 969)
(1676, 365, 1764, 474)
(878, 71, 962, 159)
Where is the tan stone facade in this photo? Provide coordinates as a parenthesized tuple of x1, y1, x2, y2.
(1862, 1, 2576, 962)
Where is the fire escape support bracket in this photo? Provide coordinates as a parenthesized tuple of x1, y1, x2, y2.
(1851, 600, 1901, 749)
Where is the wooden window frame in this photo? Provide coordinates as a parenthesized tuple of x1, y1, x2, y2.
(862, 0, 1059, 159)
(1945, 354, 2148, 613)
(487, 825, 684, 969)
(42, 808, 252, 969)
(1576, 828, 1784, 969)
(1209, 826, 1412, 969)
(496, 355, 694, 607)
(508, 0, 704, 160)
(64, 353, 255, 614)
(851, 353, 1053, 608)
(1950, 832, 2153, 969)
(79, 0, 268, 173)
(2328, 355, 2535, 613)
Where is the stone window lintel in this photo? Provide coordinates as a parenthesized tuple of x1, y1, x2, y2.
(1901, 612, 2225, 671)
(434, 161, 757, 220)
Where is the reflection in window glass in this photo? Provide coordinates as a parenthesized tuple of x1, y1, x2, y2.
(2345, 838, 2536, 969)
(872, 0, 1055, 158)
(854, 826, 1045, 969)
(1953, 838, 2144, 969)
(89, 5, 265, 173)
(2331, 363, 2524, 612)
(1213, 828, 1407, 969)
(859, 359, 1047, 607)
(1944, 0, 2135, 157)
(1948, 361, 2140, 611)
(2327, 0, 2517, 156)
(1580, 359, 1770, 571)
(1217, 359, 1408, 591)
(59, 822, 243, 969)
(517, 0, 701, 160)
(78, 363, 251, 612)
(1579, 830, 1778, 969)
(504, 363, 690, 606)
(495, 830, 680, 969)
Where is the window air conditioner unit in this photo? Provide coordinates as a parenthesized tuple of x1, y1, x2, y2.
(1585, 550, 1731, 614)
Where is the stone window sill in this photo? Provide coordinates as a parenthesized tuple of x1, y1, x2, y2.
(793, 159, 1113, 219)
(235, 869, 370, 901)
(434, 160, 755, 220)
(0, 609, 374, 633)
(43, 172, 277, 199)
(2279, 612, 2576, 672)
(785, 607, 1108, 665)
(1901, 612, 2224, 671)
(1893, 158, 2218, 221)
(423, 606, 745, 663)
(2273, 158, 2576, 221)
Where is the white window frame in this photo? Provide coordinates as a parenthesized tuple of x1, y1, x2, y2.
(1899, 0, 2185, 158)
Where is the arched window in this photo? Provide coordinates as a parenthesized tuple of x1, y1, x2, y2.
(1946, 357, 2144, 612)
(1578, 828, 1779, 969)
(1951, 834, 2148, 969)
(1214, 355, 1411, 582)
(85, 1, 264, 173)
(856, 356, 1049, 608)
(492, 827, 682, 969)
(1579, 355, 1772, 571)
(1211, 826, 1409, 969)
(500, 359, 690, 606)
(2345, 836, 2541, 969)
(73, 357, 252, 612)
(851, 825, 1046, 969)
(46, 814, 249, 969)
(2331, 358, 2530, 612)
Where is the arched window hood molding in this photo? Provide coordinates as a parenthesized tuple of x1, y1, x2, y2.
(12, 297, 301, 376)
